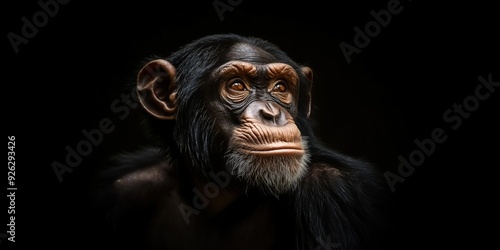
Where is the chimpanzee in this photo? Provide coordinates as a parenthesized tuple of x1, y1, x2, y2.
(95, 33, 391, 250)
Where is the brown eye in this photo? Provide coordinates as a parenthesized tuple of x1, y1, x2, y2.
(273, 82, 287, 92)
(229, 81, 245, 91)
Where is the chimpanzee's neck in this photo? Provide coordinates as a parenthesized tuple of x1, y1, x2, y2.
(192, 177, 245, 217)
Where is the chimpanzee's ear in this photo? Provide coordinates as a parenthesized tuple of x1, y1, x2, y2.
(136, 59, 178, 120)
(301, 67, 313, 118)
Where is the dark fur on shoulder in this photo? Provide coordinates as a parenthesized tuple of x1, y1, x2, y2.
(289, 143, 391, 250)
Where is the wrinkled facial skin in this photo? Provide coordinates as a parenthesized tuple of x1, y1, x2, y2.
(213, 59, 310, 197)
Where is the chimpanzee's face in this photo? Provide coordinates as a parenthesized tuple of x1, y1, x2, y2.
(198, 43, 310, 196)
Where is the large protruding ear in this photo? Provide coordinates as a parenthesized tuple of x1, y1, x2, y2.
(136, 59, 178, 120)
(301, 66, 313, 118)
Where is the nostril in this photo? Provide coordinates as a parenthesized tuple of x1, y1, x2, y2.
(259, 104, 284, 126)
(260, 108, 278, 120)
(260, 103, 280, 120)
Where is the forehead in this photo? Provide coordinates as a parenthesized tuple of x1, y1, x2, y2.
(224, 43, 277, 64)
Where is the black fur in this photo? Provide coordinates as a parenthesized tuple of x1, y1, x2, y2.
(95, 33, 392, 250)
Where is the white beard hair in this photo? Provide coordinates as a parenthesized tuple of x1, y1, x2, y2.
(225, 138, 310, 198)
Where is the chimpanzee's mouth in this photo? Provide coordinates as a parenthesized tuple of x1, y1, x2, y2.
(239, 142, 304, 156)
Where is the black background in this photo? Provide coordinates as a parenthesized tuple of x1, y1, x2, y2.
(3, 0, 499, 249)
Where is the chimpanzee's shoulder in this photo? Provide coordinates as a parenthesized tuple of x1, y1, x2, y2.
(93, 147, 179, 207)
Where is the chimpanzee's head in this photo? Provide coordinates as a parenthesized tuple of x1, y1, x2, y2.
(136, 34, 314, 196)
